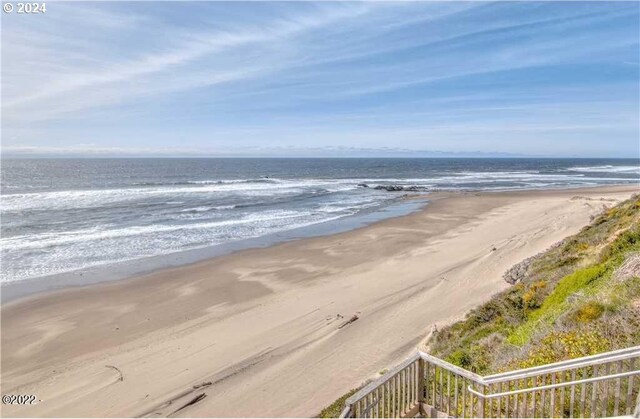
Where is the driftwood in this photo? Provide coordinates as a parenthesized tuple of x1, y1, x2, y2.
(105, 365, 124, 381)
(136, 381, 214, 417)
(338, 314, 359, 329)
(192, 381, 212, 390)
(169, 393, 207, 416)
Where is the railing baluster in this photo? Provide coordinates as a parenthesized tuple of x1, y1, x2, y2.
(540, 375, 547, 418)
(405, 365, 410, 413)
(409, 365, 412, 414)
(461, 377, 467, 418)
(397, 372, 402, 418)
(414, 361, 418, 407)
(404, 367, 411, 413)
(402, 367, 406, 415)
(413, 361, 418, 406)
(431, 364, 436, 410)
(580, 368, 587, 418)
(550, 372, 556, 417)
(626, 358, 635, 415)
(424, 360, 430, 408)
(495, 381, 500, 418)
(453, 374, 459, 417)
(613, 360, 621, 416)
(478, 383, 485, 418)
(438, 368, 444, 410)
(531, 385, 536, 419)
(420, 362, 423, 407)
(391, 373, 396, 418)
(407, 363, 411, 412)
(396, 371, 400, 417)
(590, 367, 598, 419)
(400, 370, 405, 416)
(570, 369, 576, 418)
(383, 377, 387, 418)
(505, 380, 510, 418)
(406, 366, 410, 413)
(602, 362, 610, 417)
(370, 391, 374, 418)
(409, 365, 412, 413)
(410, 362, 414, 408)
(538, 388, 544, 419)
(513, 379, 520, 418)
(444, 369, 449, 415)
(560, 372, 566, 418)
(413, 363, 422, 411)
(399, 370, 404, 416)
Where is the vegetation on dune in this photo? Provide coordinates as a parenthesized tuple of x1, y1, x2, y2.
(430, 194, 640, 374)
(318, 388, 360, 418)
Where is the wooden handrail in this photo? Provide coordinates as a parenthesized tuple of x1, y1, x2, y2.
(468, 370, 640, 399)
(484, 346, 640, 383)
(340, 346, 640, 418)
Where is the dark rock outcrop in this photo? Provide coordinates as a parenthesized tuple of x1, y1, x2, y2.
(373, 185, 429, 192)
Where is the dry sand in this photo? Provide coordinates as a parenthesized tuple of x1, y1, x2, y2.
(1, 185, 637, 417)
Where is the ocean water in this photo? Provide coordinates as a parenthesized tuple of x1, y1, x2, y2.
(1, 158, 639, 285)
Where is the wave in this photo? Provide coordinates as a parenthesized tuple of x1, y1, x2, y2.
(3, 170, 638, 213)
(178, 205, 237, 213)
(0, 210, 350, 282)
(1, 210, 313, 252)
(132, 178, 280, 186)
(567, 165, 640, 174)
(1, 180, 356, 212)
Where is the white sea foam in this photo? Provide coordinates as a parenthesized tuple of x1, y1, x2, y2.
(1, 210, 311, 252)
(0, 210, 349, 282)
(1, 180, 355, 212)
(567, 165, 640, 174)
(180, 206, 215, 212)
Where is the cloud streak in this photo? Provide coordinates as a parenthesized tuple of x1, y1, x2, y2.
(2, 1, 638, 157)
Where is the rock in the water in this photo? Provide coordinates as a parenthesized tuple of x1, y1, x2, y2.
(357, 183, 369, 188)
(374, 185, 407, 192)
(373, 184, 429, 192)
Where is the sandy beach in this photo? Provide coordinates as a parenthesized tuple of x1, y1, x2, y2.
(1, 185, 637, 418)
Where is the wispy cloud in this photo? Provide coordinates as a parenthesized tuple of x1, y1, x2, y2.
(2, 1, 638, 157)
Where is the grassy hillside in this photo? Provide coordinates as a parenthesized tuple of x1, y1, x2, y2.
(430, 194, 640, 373)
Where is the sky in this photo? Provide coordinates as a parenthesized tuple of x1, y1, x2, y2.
(1, 1, 639, 158)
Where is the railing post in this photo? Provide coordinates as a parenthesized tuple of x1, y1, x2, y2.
(418, 357, 425, 414)
(477, 382, 485, 418)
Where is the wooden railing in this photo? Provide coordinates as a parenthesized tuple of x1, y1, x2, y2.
(340, 346, 640, 418)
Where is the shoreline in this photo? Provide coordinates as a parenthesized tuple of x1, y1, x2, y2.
(1, 196, 429, 303)
(3, 183, 635, 305)
(1, 184, 638, 417)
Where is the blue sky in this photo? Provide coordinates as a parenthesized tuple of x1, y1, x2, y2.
(2, 1, 639, 157)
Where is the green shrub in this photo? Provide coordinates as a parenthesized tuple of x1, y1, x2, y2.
(515, 331, 610, 369)
(447, 349, 472, 369)
(317, 387, 359, 418)
(570, 301, 605, 323)
(522, 280, 548, 311)
(508, 264, 608, 346)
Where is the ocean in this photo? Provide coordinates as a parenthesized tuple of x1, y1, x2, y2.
(1, 158, 639, 288)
